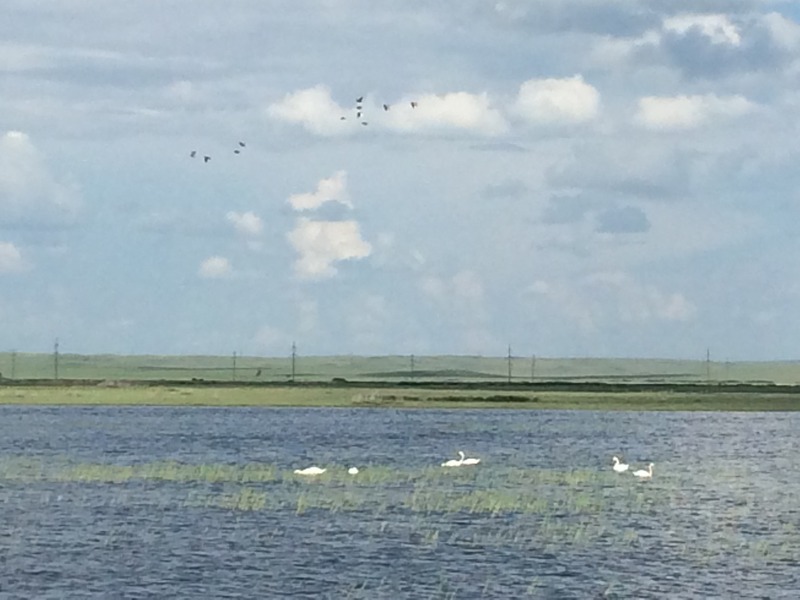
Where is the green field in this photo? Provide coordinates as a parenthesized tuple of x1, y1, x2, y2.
(2, 352, 800, 410)
(1, 384, 799, 411)
(3, 351, 800, 384)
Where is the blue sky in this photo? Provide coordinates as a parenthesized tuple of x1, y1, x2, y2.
(2, 0, 800, 360)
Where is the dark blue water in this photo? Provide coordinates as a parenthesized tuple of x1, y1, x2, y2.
(1, 407, 798, 598)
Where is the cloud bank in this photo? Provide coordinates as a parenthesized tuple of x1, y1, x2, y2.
(266, 76, 603, 137)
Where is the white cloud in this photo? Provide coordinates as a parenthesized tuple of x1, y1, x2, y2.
(762, 12, 800, 51)
(635, 94, 755, 130)
(288, 171, 351, 211)
(512, 75, 600, 125)
(0, 241, 24, 273)
(226, 211, 263, 236)
(287, 218, 372, 280)
(266, 85, 350, 136)
(269, 86, 508, 137)
(663, 14, 742, 46)
(0, 130, 82, 227)
(285, 171, 371, 279)
(198, 256, 232, 279)
(384, 92, 508, 135)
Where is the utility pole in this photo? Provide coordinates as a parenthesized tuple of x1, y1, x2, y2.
(410, 354, 415, 379)
(530, 354, 536, 383)
(291, 341, 296, 383)
(11, 351, 16, 379)
(54, 338, 60, 381)
(232, 351, 237, 382)
(507, 344, 512, 384)
(706, 348, 711, 384)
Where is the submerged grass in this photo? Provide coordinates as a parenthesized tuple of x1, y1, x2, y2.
(3, 455, 798, 575)
(1, 385, 799, 410)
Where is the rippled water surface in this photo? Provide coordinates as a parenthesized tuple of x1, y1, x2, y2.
(1, 406, 798, 598)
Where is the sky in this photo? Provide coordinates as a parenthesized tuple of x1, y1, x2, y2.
(2, 0, 800, 360)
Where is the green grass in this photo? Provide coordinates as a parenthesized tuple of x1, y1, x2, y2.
(4, 351, 800, 384)
(1, 384, 799, 410)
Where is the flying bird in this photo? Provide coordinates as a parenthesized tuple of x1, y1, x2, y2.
(234, 150, 240, 154)
(411, 101, 418, 108)
(190, 150, 196, 158)
(383, 104, 390, 111)
(238, 141, 246, 147)
(356, 111, 361, 118)
(203, 155, 211, 163)
(356, 96, 363, 103)
(361, 122, 368, 126)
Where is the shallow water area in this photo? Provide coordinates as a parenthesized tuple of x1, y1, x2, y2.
(1, 406, 798, 598)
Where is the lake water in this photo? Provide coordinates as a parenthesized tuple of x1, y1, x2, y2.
(1, 406, 798, 598)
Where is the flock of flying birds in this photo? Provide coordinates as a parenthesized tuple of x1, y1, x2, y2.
(188, 96, 420, 160)
(190, 141, 246, 163)
(339, 95, 419, 127)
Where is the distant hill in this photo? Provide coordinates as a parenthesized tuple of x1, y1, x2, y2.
(1, 352, 799, 385)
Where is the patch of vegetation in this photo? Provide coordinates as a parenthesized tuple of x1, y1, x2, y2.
(1, 384, 800, 410)
(4, 351, 800, 385)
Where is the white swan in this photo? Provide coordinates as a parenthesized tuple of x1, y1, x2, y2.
(294, 466, 326, 476)
(348, 466, 359, 475)
(632, 463, 654, 479)
(441, 451, 465, 467)
(612, 456, 629, 473)
(441, 451, 481, 467)
(461, 453, 481, 466)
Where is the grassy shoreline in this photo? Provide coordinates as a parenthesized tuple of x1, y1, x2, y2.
(1, 383, 799, 410)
